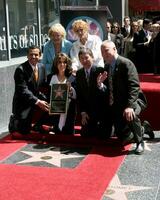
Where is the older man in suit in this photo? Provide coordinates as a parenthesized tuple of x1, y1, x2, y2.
(97, 40, 148, 154)
(9, 46, 49, 135)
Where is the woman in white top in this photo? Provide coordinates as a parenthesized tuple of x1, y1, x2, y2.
(70, 19, 104, 72)
(48, 53, 76, 134)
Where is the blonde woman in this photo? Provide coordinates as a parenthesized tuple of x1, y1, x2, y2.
(42, 23, 72, 75)
(70, 19, 104, 71)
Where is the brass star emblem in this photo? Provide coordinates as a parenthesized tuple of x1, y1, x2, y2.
(54, 85, 65, 99)
(17, 149, 83, 167)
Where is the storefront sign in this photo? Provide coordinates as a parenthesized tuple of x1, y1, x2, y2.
(0, 33, 49, 51)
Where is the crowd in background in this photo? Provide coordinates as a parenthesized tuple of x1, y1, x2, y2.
(42, 16, 160, 75)
(105, 16, 160, 74)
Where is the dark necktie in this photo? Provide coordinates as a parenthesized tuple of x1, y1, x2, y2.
(108, 65, 114, 105)
(86, 70, 90, 85)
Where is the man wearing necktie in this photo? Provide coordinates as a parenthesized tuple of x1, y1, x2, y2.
(9, 46, 49, 135)
(34, 66, 39, 82)
(76, 48, 106, 138)
(85, 69, 90, 85)
(97, 40, 154, 154)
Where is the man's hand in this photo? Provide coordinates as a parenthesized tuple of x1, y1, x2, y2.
(37, 100, 49, 112)
(81, 112, 89, 125)
(97, 71, 108, 87)
(123, 107, 135, 121)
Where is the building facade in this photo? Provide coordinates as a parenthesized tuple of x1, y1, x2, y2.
(0, 0, 128, 62)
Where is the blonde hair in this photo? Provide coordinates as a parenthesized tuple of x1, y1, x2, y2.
(137, 19, 143, 31)
(48, 23, 66, 39)
(72, 19, 89, 33)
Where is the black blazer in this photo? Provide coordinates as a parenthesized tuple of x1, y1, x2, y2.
(12, 61, 47, 119)
(121, 26, 130, 38)
(133, 29, 152, 72)
(76, 66, 104, 115)
(104, 56, 146, 111)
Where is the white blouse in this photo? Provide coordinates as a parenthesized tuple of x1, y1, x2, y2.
(70, 34, 104, 71)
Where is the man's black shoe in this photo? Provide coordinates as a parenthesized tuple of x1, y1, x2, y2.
(135, 141, 144, 155)
(142, 120, 155, 139)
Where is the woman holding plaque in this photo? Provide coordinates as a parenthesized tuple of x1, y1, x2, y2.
(47, 53, 76, 134)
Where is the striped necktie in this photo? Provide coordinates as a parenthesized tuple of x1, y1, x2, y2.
(108, 65, 114, 105)
(34, 67, 38, 82)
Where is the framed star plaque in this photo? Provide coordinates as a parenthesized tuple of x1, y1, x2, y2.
(49, 84, 69, 114)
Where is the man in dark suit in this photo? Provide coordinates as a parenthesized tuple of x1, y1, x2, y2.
(121, 16, 131, 38)
(133, 18, 152, 73)
(76, 48, 108, 138)
(105, 21, 116, 42)
(9, 46, 49, 135)
(98, 40, 147, 154)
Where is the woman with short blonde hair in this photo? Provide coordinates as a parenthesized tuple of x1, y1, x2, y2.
(72, 19, 89, 33)
(48, 23, 66, 39)
(42, 23, 72, 75)
(70, 19, 104, 71)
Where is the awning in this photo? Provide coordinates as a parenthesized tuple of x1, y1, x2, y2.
(129, 0, 160, 11)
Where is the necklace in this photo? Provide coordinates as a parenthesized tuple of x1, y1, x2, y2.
(57, 75, 66, 83)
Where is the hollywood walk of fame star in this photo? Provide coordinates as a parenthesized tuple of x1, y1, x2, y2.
(17, 148, 84, 167)
(103, 174, 152, 200)
(54, 85, 66, 99)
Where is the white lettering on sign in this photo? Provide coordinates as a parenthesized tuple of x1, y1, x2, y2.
(0, 35, 7, 50)
(0, 34, 49, 51)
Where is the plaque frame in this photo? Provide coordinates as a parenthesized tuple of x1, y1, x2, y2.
(49, 83, 69, 114)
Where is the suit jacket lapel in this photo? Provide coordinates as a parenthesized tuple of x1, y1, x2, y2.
(89, 66, 96, 86)
(114, 56, 121, 75)
(82, 68, 88, 86)
(36, 63, 42, 85)
(23, 61, 34, 81)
